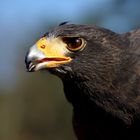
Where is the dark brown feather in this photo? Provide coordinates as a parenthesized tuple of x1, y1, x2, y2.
(44, 25, 140, 140)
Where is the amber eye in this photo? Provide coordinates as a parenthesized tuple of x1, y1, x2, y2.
(62, 37, 85, 51)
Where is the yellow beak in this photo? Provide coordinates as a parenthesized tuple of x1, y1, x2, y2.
(25, 37, 72, 72)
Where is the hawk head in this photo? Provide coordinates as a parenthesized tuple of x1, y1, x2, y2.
(25, 24, 121, 84)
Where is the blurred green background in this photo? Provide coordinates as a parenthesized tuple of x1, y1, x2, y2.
(0, 0, 140, 140)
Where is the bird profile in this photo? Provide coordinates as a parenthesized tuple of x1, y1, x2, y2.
(25, 23, 140, 140)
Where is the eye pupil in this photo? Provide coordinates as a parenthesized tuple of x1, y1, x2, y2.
(68, 38, 81, 48)
(62, 37, 84, 51)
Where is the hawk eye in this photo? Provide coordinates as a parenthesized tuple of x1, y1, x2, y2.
(62, 37, 85, 51)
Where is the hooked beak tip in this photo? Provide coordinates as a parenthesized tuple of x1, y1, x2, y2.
(25, 51, 35, 72)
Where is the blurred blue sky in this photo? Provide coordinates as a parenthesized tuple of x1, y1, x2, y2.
(0, 0, 140, 89)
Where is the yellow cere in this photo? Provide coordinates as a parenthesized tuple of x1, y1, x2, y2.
(35, 37, 72, 68)
(36, 37, 47, 50)
(36, 37, 71, 58)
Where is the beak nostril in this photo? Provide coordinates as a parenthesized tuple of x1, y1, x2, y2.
(40, 45, 46, 49)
